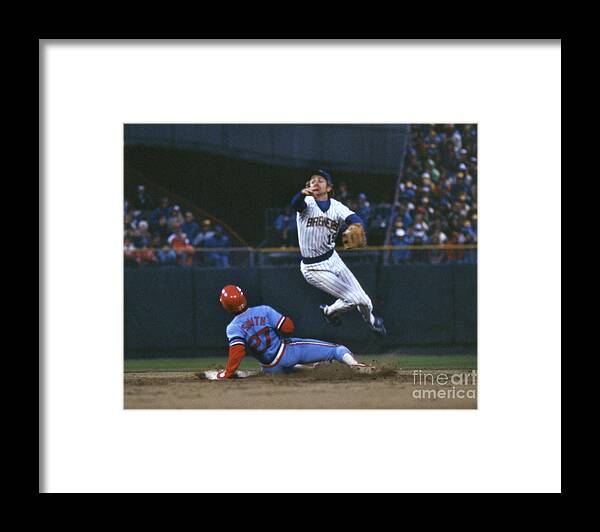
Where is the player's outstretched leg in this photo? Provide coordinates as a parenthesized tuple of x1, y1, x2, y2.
(335, 345, 376, 374)
(286, 340, 375, 374)
(357, 302, 386, 336)
(336, 267, 387, 336)
(350, 291, 386, 336)
(324, 257, 387, 336)
(301, 267, 354, 326)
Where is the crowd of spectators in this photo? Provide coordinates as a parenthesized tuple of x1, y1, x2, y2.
(390, 124, 477, 264)
(124, 185, 230, 268)
(127, 124, 477, 268)
(268, 124, 477, 264)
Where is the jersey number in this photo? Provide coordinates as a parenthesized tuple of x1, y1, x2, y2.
(327, 233, 335, 245)
(248, 327, 272, 354)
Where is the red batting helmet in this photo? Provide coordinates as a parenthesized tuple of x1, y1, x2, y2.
(219, 285, 248, 314)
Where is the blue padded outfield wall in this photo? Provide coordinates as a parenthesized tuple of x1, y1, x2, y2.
(124, 263, 477, 358)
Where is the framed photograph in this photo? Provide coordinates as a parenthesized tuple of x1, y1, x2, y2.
(41, 39, 561, 493)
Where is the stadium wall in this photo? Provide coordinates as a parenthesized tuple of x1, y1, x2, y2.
(125, 124, 409, 176)
(124, 264, 477, 358)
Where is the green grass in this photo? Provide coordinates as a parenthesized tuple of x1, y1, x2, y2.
(124, 354, 477, 373)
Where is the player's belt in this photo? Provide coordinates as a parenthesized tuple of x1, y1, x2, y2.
(302, 249, 334, 265)
(261, 341, 287, 368)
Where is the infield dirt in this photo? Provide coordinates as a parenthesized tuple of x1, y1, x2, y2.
(124, 364, 477, 409)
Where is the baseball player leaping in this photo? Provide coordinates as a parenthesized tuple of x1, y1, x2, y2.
(208, 285, 373, 380)
(291, 170, 386, 335)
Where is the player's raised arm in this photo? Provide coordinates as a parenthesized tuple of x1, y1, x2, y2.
(291, 182, 317, 213)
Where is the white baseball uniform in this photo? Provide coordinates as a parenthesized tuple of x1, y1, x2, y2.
(296, 195, 376, 326)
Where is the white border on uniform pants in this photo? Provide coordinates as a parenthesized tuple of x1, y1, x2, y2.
(41, 39, 561, 493)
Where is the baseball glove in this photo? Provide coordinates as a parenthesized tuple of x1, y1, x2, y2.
(342, 223, 367, 250)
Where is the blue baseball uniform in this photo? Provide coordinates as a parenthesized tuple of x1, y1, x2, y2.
(225, 305, 352, 376)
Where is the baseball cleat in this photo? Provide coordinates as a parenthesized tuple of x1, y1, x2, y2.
(320, 305, 342, 327)
(351, 363, 376, 374)
(371, 316, 387, 336)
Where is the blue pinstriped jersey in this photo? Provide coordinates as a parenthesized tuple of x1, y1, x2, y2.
(226, 306, 286, 365)
(297, 196, 354, 258)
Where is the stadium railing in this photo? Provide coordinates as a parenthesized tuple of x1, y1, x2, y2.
(124, 245, 478, 268)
